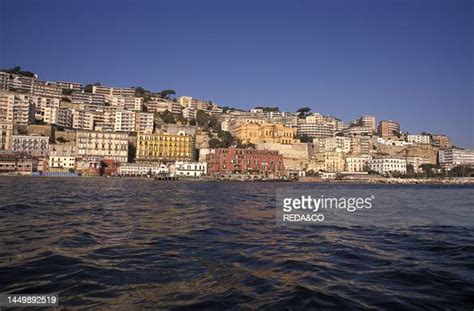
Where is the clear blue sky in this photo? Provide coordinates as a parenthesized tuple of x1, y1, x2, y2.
(1, 0, 472, 147)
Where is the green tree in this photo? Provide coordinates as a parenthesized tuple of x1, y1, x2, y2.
(158, 110, 176, 124)
(208, 138, 221, 148)
(62, 88, 73, 95)
(209, 115, 219, 130)
(218, 130, 235, 148)
(297, 134, 312, 143)
(297, 107, 311, 118)
(128, 143, 136, 162)
(189, 118, 197, 126)
(134, 87, 149, 97)
(158, 89, 176, 99)
(196, 110, 210, 127)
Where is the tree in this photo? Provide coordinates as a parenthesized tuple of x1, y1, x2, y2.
(254, 106, 279, 112)
(189, 119, 197, 126)
(158, 110, 176, 124)
(297, 134, 312, 143)
(196, 110, 210, 127)
(2, 66, 35, 77)
(62, 88, 73, 95)
(134, 87, 149, 97)
(297, 107, 311, 118)
(84, 82, 100, 93)
(128, 143, 136, 162)
(218, 130, 235, 148)
(448, 165, 473, 177)
(175, 114, 187, 125)
(158, 89, 176, 99)
(208, 138, 221, 148)
(209, 115, 219, 131)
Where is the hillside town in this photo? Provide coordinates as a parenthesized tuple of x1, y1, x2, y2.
(0, 67, 473, 181)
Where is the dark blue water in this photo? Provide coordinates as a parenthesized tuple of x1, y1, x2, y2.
(0, 177, 473, 310)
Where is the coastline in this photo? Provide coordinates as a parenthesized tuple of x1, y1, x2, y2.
(1, 174, 473, 185)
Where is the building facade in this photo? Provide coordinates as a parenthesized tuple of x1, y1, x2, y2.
(136, 132, 194, 162)
(378, 120, 400, 137)
(0, 122, 13, 150)
(345, 155, 371, 172)
(407, 134, 431, 144)
(11, 135, 49, 157)
(206, 148, 285, 177)
(76, 131, 128, 162)
(174, 161, 207, 177)
(233, 122, 296, 145)
(367, 157, 407, 175)
(438, 148, 474, 170)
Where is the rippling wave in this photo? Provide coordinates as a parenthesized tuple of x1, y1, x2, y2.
(0, 177, 473, 309)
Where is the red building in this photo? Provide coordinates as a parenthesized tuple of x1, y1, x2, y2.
(206, 148, 285, 177)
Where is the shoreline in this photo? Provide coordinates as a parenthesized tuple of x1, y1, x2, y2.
(1, 174, 473, 185)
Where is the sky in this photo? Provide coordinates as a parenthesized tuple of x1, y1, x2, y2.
(0, 0, 472, 147)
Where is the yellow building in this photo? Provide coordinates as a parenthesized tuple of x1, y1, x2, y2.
(308, 151, 346, 173)
(233, 122, 297, 145)
(137, 131, 194, 162)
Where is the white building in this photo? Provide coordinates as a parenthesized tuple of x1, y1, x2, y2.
(367, 157, 407, 175)
(48, 143, 76, 170)
(314, 136, 351, 153)
(377, 137, 412, 147)
(439, 148, 474, 170)
(31, 96, 60, 121)
(114, 110, 136, 132)
(174, 162, 207, 177)
(345, 155, 371, 172)
(72, 110, 94, 130)
(407, 134, 431, 144)
(76, 131, 128, 163)
(44, 107, 72, 128)
(12, 135, 49, 157)
(135, 112, 154, 133)
(0, 91, 35, 126)
(118, 163, 169, 176)
(405, 156, 431, 173)
(341, 125, 372, 136)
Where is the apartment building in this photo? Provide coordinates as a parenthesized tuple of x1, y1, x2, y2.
(31, 96, 60, 121)
(117, 163, 169, 176)
(146, 97, 182, 115)
(0, 91, 35, 125)
(174, 161, 207, 177)
(233, 122, 297, 145)
(407, 134, 431, 144)
(432, 134, 452, 149)
(206, 148, 285, 177)
(72, 110, 94, 131)
(439, 148, 474, 170)
(314, 136, 351, 153)
(92, 85, 135, 97)
(345, 155, 371, 172)
(378, 120, 400, 137)
(0, 122, 13, 150)
(48, 143, 76, 169)
(342, 125, 372, 136)
(76, 131, 129, 163)
(114, 110, 136, 132)
(11, 135, 50, 157)
(31, 80, 62, 98)
(135, 112, 154, 133)
(44, 107, 73, 128)
(136, 132, 194, 162)
(367, 157, 407, 175)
